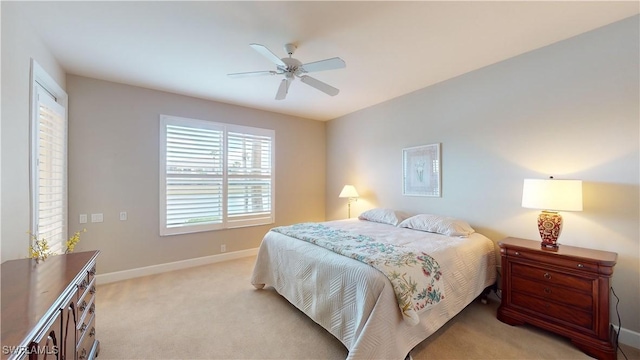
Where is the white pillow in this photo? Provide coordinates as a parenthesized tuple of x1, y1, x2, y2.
(399, 214, 475, 237)
(358, 208, 410, 226)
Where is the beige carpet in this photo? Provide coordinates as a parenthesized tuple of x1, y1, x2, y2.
(97, 256, 638, 360)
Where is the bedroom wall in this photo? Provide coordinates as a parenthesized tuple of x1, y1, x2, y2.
(326, 15, 640, 341)
(66, 75, 326, 274)
(1, 3, 67, 262)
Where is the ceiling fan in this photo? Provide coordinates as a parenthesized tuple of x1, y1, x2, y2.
(228, 43, 346, 100)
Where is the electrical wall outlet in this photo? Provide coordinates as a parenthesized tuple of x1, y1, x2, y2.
(221, 244, 226, 253)
(119, 211, 127, 221)
(79, 214, 87, 224)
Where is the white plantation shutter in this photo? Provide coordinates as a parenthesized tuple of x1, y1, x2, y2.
(160, 115, 274, 235)
(32, 84, 67, 255)
(227, 130, 273, 227)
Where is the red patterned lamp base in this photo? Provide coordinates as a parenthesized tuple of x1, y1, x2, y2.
(538, 211, 563, 251)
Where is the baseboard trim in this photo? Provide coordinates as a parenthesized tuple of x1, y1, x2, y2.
(96, 248, 259, 285)
(617, 325, 640, 349)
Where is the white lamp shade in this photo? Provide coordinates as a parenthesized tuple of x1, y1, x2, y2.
(339, 185, 359, 198)
(522, 178, 583, 211)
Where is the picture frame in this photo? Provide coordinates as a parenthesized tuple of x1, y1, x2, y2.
(402, 143, 441, 197)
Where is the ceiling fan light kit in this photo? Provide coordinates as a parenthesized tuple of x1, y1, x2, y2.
(228, 43, 346, 100)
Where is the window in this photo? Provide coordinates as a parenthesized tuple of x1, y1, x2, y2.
(30, 60, 68, 254)
(159, 115, 274, 235)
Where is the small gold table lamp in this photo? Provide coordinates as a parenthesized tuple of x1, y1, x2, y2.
(339, 185, 359, 218)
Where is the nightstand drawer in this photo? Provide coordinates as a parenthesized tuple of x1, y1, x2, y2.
(512, 291, 593, 329)
(511, 262, 592, 293)
(512, 276, 592, 311)
(505, 248, 600, 273)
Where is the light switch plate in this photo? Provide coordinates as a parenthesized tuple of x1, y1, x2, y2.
(91, 213, 103, 223)
(79, 214, 87, 224)
(119, 211, 127, 221)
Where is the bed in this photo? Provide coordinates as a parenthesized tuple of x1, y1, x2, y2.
(251, 213, 497, 360)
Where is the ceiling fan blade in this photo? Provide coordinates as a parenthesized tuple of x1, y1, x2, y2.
(300, 57, 346, 73)
(275, 78, 290, 100)
(300, 75, 339, 96)
(250, 43, 286, 67)
(228, 70, 279, 78)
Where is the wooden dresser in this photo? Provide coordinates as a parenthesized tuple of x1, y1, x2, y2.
(497, 237, 617, 360)
(1, 251, 100, 360)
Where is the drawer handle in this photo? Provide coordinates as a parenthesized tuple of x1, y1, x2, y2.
(514, 251, 520, 256)
(89, 303, 95, 314)
(89, 327, 96, 338)
(90, 285, 96, 294)
(79, 300, 87, 312)
(89, 266, 97, 276)
(544, 288, 552, 294)
(80, 323, 88, 332)
(79, 348, 87, 360)
(543, 273, 551, 280)
(577, 263, 584, 268)
(78, 280, 87, 291)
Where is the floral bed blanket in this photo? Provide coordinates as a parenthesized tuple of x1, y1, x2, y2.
(271, 222, 444, 325)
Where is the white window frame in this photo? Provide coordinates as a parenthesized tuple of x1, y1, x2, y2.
(30, 59, 69, 255)
(159, 114, 275, 236)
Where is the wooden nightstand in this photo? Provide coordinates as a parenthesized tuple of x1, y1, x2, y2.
(497, 237, 618, 360)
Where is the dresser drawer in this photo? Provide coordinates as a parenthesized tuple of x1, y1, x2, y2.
(78, 272, 96, 301)
(511, 291, 593, 330)
(511, 262, 592, 293)
(76, 319, 96, 360)
(512, 275, 593, 311)
(77, 310, 96, 352)
(78, 293, 95, 327)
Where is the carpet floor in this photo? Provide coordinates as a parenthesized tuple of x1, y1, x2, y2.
(97, 256, 638, 359)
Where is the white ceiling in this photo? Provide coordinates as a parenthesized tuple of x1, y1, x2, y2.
(15, 1, 639, 121)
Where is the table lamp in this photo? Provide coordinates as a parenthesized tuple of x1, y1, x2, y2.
(339, 185, 359, 218)
(521, 177, 583, 250)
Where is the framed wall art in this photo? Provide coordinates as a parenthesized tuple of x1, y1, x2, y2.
(402, 143, 441, 197)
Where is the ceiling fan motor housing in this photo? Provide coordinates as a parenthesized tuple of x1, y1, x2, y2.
(279, 57, 303, 76)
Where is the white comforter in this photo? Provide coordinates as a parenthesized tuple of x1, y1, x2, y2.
(251, 219, 497, 360)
